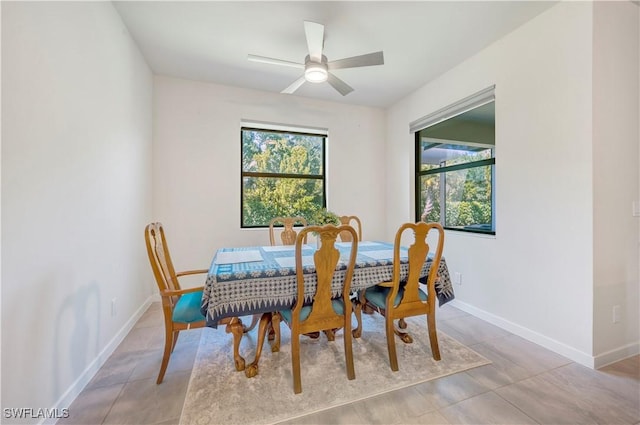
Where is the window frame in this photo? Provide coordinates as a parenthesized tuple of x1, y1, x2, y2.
(411, 86, 496, 235)
(414, 136, 496, 235)
(240, 126, 327, 229)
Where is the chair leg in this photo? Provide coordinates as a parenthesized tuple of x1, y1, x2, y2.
(344, 318, 355, 380)
(291, 332, 302, 394)
(270, 313, 281, 353)
(352, 298, 363, 338)
(427, 313, 441, 361)
(225, 318, 246, 371)
(243, 314, 260, 333)
(171, 330, 180, 352)
(393, 322, 413, 344)
(385, 316, 399, 372)
(267, 322, 275, 341)
(157, 325, 173, 384)
(323, 329, 335, 341)
(245, 313, 272, 378)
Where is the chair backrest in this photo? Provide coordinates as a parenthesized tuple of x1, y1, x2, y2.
(293, 224, 358, 325)
(338, 215, 362, 242)
(269, 216, 308, 246)
(145, 222, 181, 304)
(389, 222, 444, 313)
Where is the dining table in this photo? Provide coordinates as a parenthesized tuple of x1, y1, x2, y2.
(200, 240, 455, 377)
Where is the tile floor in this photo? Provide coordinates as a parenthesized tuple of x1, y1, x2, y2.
(59, 302, 639, 425)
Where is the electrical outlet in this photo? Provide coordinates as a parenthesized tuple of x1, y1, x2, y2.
(613, 305, 621, 323)
(111, 298, 117, 317)
(453, 272, 462, 285)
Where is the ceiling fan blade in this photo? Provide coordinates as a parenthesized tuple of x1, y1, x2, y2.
(281, 75, 306, 94)
(327, 72, 354, 96)
(328, 51, 384, 70)
(304, 21, 324, 62)
(247, 54, 304, 69)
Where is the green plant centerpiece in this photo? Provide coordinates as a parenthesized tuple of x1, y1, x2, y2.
(309, 208, 340, 247)
(311, 208, 340, 227)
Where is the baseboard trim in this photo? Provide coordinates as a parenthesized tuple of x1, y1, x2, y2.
(594, 342, 640, 369)
(45, 296, 154, 425)
(449, 299, 596, 368)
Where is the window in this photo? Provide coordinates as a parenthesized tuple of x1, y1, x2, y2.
(241, 125, 327, 228)
(412, 87, 495, 234)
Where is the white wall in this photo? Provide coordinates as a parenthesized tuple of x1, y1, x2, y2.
(153, 76, 386, 273)
(592, 1, 640, 365)
(1, 2, 153, 421)
(387, 2, 600, 364)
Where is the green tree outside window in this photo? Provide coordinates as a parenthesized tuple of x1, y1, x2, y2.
(241, 128, 327, 227)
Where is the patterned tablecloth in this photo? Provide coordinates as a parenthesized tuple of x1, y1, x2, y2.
(201, 241, 454, 327)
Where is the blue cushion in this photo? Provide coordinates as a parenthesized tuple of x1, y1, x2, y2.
(365, 285, 427, 309)
(172, 290, 206, 323)
(280, 299, 345, 324)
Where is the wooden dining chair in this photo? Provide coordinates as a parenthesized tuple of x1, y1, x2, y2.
(338, 215, 362, 242)
(354, 221, 445, 372)
(271, 224, 359, 394)
(144, 222, 250, 383)
(268, 216, 308, 246)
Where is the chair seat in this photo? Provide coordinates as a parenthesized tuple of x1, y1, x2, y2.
(172, 290, 206, 323)
(280, 298, 346, 323)
(364, 285, 427, 310)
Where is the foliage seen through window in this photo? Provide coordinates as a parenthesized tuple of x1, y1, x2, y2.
(241, 128, 326, 227)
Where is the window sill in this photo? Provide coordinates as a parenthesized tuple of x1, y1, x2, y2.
(444, 226, 496, 238)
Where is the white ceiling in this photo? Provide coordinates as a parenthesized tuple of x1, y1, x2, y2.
(113, 1, 557, 108)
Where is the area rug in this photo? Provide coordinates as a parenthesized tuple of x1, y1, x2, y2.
(180, 314, 490, 425)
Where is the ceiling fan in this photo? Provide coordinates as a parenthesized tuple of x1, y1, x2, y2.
(248, 21, 384, 96)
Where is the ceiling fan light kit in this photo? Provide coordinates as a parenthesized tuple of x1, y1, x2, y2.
(248, 21, 384, 96)
(304, 56, 328, 83)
